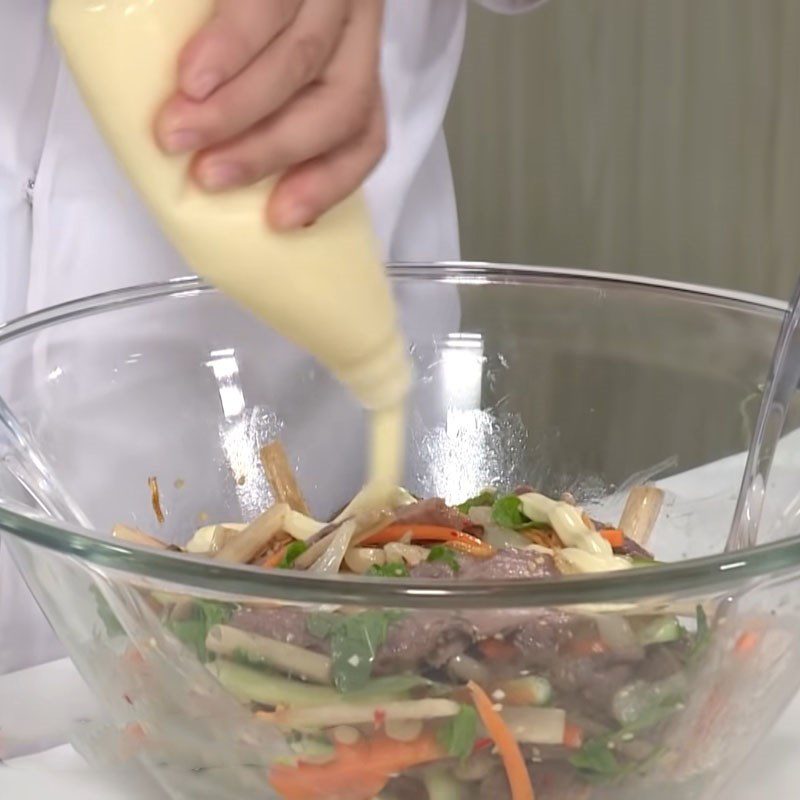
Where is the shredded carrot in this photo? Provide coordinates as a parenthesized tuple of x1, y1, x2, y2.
(119, 722, 148, 760)
(359, 524, 494, 557)
(269, 732, 445, 800)
(734, 630, 761, 656)
(468, 681, 535, 800)
(562, 722, 584, 749)
(477, 637, 520, 662)
(261, 544, 290, 569)
(599, 528, 625, 549)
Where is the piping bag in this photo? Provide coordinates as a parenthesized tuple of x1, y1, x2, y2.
(49, 0, 411, 487)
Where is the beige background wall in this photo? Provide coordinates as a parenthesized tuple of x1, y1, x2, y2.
(446, 0, 800, 300)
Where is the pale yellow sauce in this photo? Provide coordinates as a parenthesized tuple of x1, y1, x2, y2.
(49, 0, 409, 487)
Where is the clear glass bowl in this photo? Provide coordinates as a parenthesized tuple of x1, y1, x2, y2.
(2, 264, 800, 800)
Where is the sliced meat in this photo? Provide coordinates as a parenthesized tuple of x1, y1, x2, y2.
(459, 548, 559, 581)
(637, 642, 686, 682)
(512, 612, 575, 668)
(409, 558, 459, 579)
(228, 607, 327, 651)
(550, 654, 611, 694)
(382, 775, 427, 800)
(373, 613, 475, 673)
(480, 763, 588, 800)
(535, 763, 592, 800)
(232, 606, 474, 674)
(580, 663, 634, 712)
(614, 535, 655, 560)
(394, 497, 472, 531)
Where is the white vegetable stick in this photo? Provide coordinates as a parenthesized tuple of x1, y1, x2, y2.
(112, 523, 170, 550)
(618, 486, 665, 545)
(283, 510, 327, 542)
(206, 625, 332, 684)
(185, 523, 246, 554)
(383, 542, 428, 566)
(266, 698, 460, 730)
(499, 707, 566, 745)
(260, 442, 310, 515)
(309, 520, 358, 574)
(344, 547, 386, 574)
(214, 503, 289, 563)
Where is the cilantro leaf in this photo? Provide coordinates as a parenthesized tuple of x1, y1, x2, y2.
(166, 600, 234, 661)
(456, 490, 496, 514)
(491, 495, 538, 530)
(427, 544, 460, 573)
(437, 704, 479, 761)
(306, 610, 404, 692)
(367, 561, 410, 578)
(279, 541, 308, 569)
(570, 738, 621, 778)
(571, 694, 681, 783)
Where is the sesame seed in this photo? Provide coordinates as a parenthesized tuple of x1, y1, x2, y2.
(492, 703, 503, 712)
(348, 654, 361, 667)
(492, 690, 506, 701)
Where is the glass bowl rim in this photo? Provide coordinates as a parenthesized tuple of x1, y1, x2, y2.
(0, 261, 796, 610)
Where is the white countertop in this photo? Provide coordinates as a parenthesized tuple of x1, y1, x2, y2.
(0, 658, 796, 799)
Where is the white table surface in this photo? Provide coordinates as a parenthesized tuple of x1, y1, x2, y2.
(0, 657, 797, 799)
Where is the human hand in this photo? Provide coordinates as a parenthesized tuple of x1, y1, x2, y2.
(155, 0, 386, 230)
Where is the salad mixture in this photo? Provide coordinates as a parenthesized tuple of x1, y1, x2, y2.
(107, 444, 741, 800)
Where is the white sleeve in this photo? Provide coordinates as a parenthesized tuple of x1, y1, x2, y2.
(473, 0, 549, 13)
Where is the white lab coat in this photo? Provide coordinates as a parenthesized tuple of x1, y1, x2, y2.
(0, 0, 546, 673)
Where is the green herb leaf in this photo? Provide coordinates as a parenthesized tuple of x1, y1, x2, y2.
(91, 586, 124, 638)
(572, 693, 681, 783)
(616, 694, 683, 737)
(427, 544, 460, 573)
(166, 600, 234, 661)
(437, 704, 479, 761)
(279, 540, 308, 569)
(456, 490, 496, 514)
(306, 610, 404, 692)
(306, 612, 339, 639)
(570, 738, 621, 777)
(345, 674, 443, 699)
(367, 561, 410, 578)
(491, 495, 538, 530)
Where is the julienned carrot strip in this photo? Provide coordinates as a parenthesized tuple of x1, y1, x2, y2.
(600, 528, 625, 549)
(735, 630, 761, 656)
(268, 732, 446, 800)
(261, 546, 289, 569)
(562, 722, 584, 749)
(477, 637, 519, 662)
(468, 681, 535, 800)
(359, 524, 494, 557)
